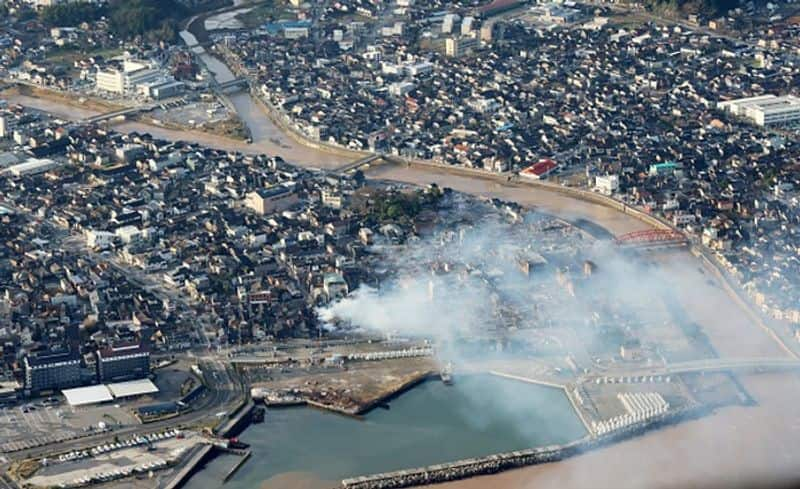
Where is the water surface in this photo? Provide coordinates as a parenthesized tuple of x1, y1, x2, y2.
(185, 375, 586, 489)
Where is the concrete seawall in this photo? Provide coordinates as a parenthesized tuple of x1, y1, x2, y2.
(341, 406, 709, 489)
(163, 444, 215, 489)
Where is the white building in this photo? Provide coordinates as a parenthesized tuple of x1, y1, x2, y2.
(595, 174, 619, 195)
(96, 59, 161, 95)
(389, 81, 415, 97)
(85, 230, 117, 250)
(445, 36, 479, 57)
(717, 95, 800, 126)
(3, 158, 59, 177)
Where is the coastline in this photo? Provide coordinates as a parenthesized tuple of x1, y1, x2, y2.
(5, 52, 800, 488)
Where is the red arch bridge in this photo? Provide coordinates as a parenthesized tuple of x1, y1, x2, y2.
(614, 229, 688, 249)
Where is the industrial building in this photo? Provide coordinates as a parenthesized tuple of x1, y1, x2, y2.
(2, 157, 59, 177)
(595, 174, 620, 195)
(717, 95, 800, 127)
(61, 379, 159, 407)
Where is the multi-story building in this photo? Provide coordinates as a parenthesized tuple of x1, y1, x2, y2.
(244, 184, 299, 215)
(445, 36, 480, 57)
(717, 95, 800, 127)
(23, 348, 81, 395)
(95, 60, 161, 95)
(595, 174, 620, 195)
(95, 343, 150, 383)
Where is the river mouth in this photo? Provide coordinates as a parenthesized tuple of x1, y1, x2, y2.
(185, 375, 587, 489)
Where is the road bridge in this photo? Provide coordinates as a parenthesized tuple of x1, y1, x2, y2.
(590, 357, 800, 380)
(614, 229, 688, 249)
(335, 153, 382, 173)
(82, 106, 150, 124)
(218, 77, 248, 93)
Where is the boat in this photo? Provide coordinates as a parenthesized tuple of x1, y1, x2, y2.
(228, 437, 250, 450)
(251, 407, 265, 423)
(440, 362, 453, 385)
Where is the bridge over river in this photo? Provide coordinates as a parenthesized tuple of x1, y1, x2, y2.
(587, 357, 800, 381)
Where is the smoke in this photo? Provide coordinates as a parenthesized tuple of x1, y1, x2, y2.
(312, 192, 800, 487)
(317, 193, 657, 357)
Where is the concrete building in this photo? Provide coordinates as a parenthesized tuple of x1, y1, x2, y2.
(445, 36, 480, 57)
(96, 343, 150, 383)
(717, 95, 800, 126)
(137, 79, 184, 100)
(244, 184, 299, 215)
(95, 68, 125, 94)
(24, 349, 81, 395)
(323, 273, 348, 301)
(595, 174, 620, 195)
(96, 60, 161, 95)
(3, 158, 59, 177)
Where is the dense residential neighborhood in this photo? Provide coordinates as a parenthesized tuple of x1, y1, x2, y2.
(2, 1, 800, 489)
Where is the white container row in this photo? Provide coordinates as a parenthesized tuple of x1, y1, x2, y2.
(618, 392, 669, 416)
(595, 375, 671, 384)
(346, 348, 434, 361)
(592, 407, 670, 435)
(88, 429, 179, 457)
(66, 459, 168, 488)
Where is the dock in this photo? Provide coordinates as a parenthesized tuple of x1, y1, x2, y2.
(223, 450, 252, 483)
(216, 400, 255, 438)
(163, 444, 214, 489)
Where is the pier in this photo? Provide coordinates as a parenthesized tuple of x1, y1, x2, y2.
(223, 450, 252, 483)
(163, 444, 214, 489)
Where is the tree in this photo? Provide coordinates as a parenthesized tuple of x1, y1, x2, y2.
(40, 3, 105, 27)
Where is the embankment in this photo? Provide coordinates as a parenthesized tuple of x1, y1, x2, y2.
(341, 406, 710, 489)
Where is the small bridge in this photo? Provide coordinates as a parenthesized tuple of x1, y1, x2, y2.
(614, 229, 688, 249)
(83, 106, 150, 124)
(336, 154, 382, 174)
(218, 77, 248, 93)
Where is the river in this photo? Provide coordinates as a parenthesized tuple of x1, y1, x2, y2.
(184, 376, 587, 489)
(5, 33, 800, 489)
(177, 26, 352, 169)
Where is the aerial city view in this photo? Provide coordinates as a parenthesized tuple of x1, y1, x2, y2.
(1, 0, 800, 488)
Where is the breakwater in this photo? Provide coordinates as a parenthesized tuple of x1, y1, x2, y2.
(340, 406, 710, 489)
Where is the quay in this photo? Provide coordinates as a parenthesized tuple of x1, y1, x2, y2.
(163, 444, 214, 489)
(223, 450, 252, 483)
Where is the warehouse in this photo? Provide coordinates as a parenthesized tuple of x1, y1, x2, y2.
(62, 385, 114, 407)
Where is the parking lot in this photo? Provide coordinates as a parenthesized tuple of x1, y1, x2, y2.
(0, 405, 81, 453)
(150, 99, 230, 128)
(0, 403, 138, 454)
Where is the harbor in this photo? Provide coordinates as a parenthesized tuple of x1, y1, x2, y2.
(183, 374, 588, 489)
